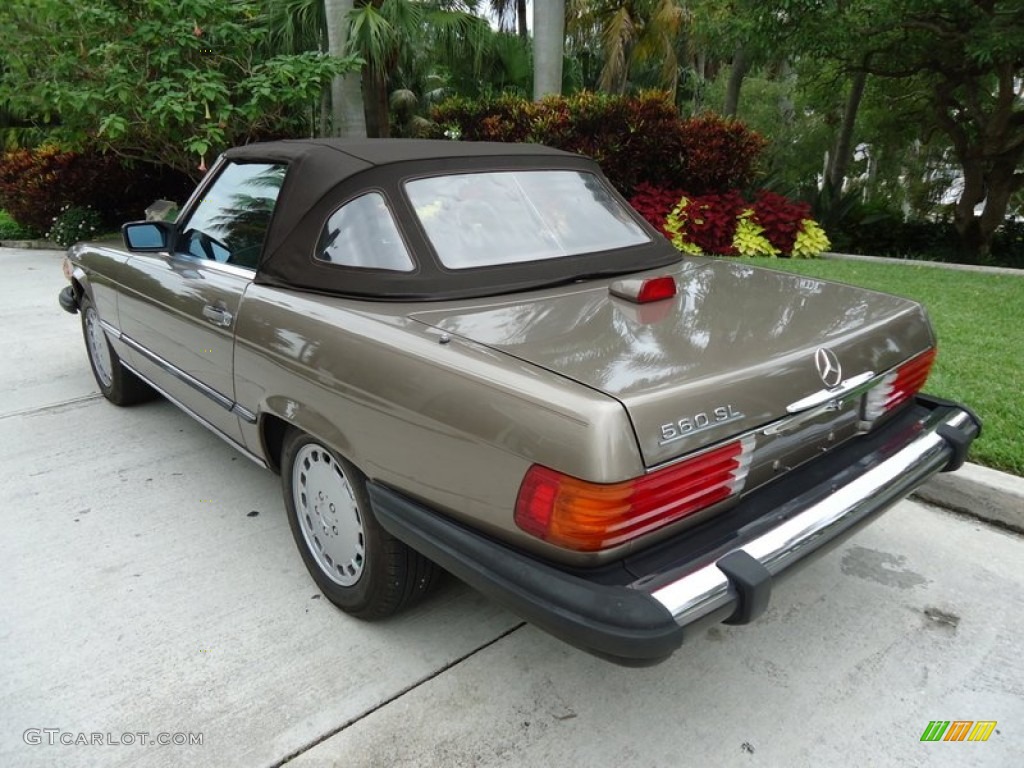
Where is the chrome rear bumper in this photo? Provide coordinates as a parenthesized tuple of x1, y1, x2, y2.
(372, 397, 980, 666)
(641, 407, 975, 629)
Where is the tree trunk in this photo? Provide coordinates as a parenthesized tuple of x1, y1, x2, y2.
(517, 0, 528, 41)
(319, 86, 330, 137)
(324, 0, 366, 138)
(776, 59, 794, 123)
(827, 68, 868, 193)
(533, 0, 565, 100)
(722, 46, 749, 117)
(691, 50, 707, 112)
(953, 154, 1024, 261)
(361, 67, 390, 138)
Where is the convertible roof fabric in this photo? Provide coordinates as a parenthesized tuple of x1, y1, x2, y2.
(217, 139, 678, 300)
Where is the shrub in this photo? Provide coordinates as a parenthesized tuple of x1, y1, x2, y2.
(0, 209, 32, 239)
(792, 220, 831, 258)
(0, 145, 192, 234)
(666, 192, 747, 255)
(751, 191, 811, 255)
(430, 92, 538, 143)
(47, 205, 102, 247)
(676, 115, 767, 196)
(628, 182, 685, 237)
(825, 213, 1023, 269)
(644, 187, 830, 258)
(430, 91, 765, 196)
(732, 208, 779, 257)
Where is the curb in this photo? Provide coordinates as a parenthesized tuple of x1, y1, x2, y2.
(0, 239, 61, 250)
(914, 462, 1024, 534)
(822, 251, 1023, 277)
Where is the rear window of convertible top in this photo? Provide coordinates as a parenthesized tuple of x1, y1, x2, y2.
(404, 170, 650, 269)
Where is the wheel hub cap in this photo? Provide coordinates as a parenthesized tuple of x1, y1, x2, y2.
(292, 444, 365, 586)
(85, 307, 113, 388)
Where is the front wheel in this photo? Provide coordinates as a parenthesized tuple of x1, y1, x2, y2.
(281, 430, 439, 619)
(79, 294, 155, 406)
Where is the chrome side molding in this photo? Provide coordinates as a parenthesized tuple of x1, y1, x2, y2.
(120, 360, 266, 468)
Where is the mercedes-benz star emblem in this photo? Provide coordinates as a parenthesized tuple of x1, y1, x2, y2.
(815, 347, 843, 389)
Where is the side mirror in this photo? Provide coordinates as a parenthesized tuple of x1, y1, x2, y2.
(122, 220, 173, 251)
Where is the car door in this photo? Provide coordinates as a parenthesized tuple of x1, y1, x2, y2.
(117, 161, 286, 443)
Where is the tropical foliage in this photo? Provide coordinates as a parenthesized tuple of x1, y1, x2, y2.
(0, 0, 1020, 263)
(0, 0, 360, 175)
(0, 146, 191, 235)
(633, 185, 830, 258)
(430, 91, 764, 195)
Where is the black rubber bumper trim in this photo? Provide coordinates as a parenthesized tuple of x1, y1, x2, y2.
(917, 393, 982, 472)
(369, 483, 684, 667)
(718, 551, 772, 625)
(58, 285, 78, 315)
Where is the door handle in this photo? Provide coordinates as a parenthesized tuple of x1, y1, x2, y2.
(202, 304, 233, 327)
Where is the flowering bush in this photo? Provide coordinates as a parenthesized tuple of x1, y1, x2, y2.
(47, 205, 102, 247)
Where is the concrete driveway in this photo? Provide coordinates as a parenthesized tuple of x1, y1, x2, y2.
(2, 247, 1021, 768)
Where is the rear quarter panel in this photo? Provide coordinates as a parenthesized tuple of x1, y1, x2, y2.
(232, 285, 645, 563)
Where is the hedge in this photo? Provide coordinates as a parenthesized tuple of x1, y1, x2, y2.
(429, 91, 765, 196)
(0, 146, 192, 236)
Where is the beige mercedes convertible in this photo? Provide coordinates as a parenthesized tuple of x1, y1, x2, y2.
(58, 139, 980, 665)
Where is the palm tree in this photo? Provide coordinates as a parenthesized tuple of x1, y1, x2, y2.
(533, 0, 565, 98)
(347, 0, 493, 136)
(490, 0, 528, 39)
(324, 0, 367, 137)
(568, 0, 689, 97)
(267, 0, 501, 137)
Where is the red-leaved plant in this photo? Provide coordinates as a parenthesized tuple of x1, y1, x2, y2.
(628, 182, 684, 237)
(628, 185, 827, 257)
(677, 192, 748, 255)
(751, 191, 812, 254)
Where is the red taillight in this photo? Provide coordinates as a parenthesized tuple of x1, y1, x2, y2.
(514, 437, 754, 551)
(864, 347, 937, 420)
(609, 275, 677, 304)
(636, 276, 677, 303)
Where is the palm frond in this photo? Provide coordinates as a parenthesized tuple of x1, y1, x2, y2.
(599, 7, 636, 93)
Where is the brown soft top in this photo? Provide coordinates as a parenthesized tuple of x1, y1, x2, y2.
(220, 139, 678, 300)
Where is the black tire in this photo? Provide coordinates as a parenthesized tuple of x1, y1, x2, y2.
(79, 293, 156, 406)
(281, 429, 439, 619)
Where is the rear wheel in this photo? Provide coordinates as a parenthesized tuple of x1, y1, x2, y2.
(79, 294, 155, 405)
(281, 430, 439, 619)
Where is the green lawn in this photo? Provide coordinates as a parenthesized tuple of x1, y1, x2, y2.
(736, 256, 1024, 476)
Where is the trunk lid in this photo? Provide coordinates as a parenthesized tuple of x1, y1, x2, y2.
(410, 259, 934, 467)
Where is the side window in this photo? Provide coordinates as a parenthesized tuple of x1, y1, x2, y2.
(179, 162, 285, 270)
(315, 193, 414, 271)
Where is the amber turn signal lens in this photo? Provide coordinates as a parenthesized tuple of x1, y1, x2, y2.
(514, 437, 754, 552)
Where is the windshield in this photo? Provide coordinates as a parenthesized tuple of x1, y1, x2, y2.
(405, 170, 650, 269)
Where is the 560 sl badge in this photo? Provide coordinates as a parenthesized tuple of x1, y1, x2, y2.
(659, 405, 745, 445)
